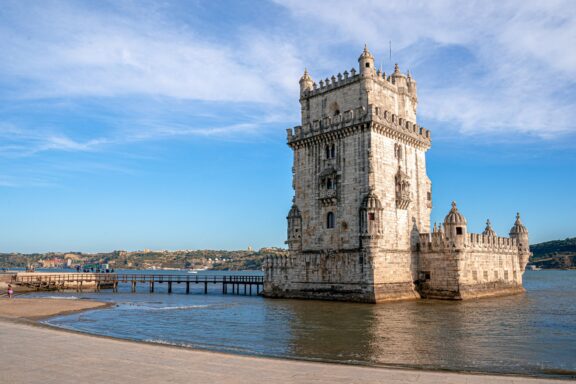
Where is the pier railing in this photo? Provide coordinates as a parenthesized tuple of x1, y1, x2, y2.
(12, 273, 264, 296)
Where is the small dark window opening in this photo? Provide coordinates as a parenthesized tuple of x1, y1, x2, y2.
(456, 227, 463, 235)
(365, 62, 370, 68)
(330, 144, 335, 159)
(333, 109, 340, 116)
(325, 145, 330, 159)
(368, 212, 375, 221)
(427, 191, 431, 201)
(326, 178, 333, 189)
(327, 212, 335, 229)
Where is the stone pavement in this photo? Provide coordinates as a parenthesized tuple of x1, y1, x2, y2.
(0, 320, 570, 384)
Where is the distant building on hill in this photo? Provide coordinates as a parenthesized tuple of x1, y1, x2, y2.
(263, 46, 530, 303)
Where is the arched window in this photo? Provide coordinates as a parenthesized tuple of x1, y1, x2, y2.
(326, 177, 333, 189)
(327, 212, 335, 229)
(325, 145, 330, 159)
(330, 144, 336, 159)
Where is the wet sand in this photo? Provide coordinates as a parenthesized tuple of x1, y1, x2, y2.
(0, 298, 571, 384)
(0, 297, 111, 319)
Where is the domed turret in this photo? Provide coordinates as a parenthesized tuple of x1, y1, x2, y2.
(359, 189, 383, 245)
(299, 68, 314, 95)
(361, 189, 383, 210)
(444, 201, 467, 247)
(509, 212, 528, 235)
(391, 63, 407, 89)
(509, 212, 530, 271)
(286, 204, 302, 251)
(444, 201, 467, 225)
(287, 204, 301, 219)
(358, 44, 375, 76)
(482, 219, 497, 237)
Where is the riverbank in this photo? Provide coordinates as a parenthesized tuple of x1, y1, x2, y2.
(0, 297, 111, 319)
(0, 298, 572, 383)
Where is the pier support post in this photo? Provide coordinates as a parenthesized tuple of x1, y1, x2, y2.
(168, 282, 172, 294)
(150, 282, 154, 293)
(131, 281, 137, 293)
(186, 282, 190, 294)
(204, 282, 208, 294)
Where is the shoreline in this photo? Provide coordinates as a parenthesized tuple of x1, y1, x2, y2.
(0, 297, 574, 383)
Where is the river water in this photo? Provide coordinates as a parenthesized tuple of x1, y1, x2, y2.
(34, 270, 576, 379)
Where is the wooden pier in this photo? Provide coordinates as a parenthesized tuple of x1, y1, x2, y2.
(11, 273, 264, 296)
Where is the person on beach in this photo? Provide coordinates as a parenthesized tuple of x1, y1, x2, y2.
(7, 284, 13, 299)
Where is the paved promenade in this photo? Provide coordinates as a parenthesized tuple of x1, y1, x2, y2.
(0, 319, 570, 384)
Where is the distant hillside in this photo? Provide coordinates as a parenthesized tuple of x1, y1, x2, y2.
(530, 237, 576, 269)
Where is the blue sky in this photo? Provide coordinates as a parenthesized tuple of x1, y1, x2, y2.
(1, 0, 575, 253)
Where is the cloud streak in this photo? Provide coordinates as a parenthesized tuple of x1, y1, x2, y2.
(275, 0, 576, 138)
(0, 1, 302, 104)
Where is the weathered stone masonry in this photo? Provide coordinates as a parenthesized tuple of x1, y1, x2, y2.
(263, 46, 530, 303)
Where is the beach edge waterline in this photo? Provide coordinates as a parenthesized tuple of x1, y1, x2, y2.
(0, 297, 573, 383)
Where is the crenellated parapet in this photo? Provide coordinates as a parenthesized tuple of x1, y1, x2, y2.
(287, 105, 431, 149)
(418, 231, 519, 253)
(300, 64, 417, 101)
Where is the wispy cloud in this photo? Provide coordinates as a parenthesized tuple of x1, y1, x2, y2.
(0, 1, 302, 104)
(275, 0, 576, 138)
(0, 123, 107, 157)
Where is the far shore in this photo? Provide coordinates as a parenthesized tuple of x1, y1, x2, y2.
(0, 296, 573, 383)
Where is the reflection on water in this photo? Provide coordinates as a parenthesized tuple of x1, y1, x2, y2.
(40, 270, 576, 378)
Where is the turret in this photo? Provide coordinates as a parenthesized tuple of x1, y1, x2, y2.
(482, 219, 497, 237)
(358, 44, 375, 77)
(406, 70, 418, 101)
(299, 68, 314, 96)
(443, 201, 467, 249)
(509, 212, 530, 271)
(391, 63, 407, 89)
(286, 204, 302, 251)
(359, 189, 383, 248)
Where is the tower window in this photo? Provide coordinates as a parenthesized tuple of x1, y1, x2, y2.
(365, 63, 370, 68)
(368, 212, 375, 221)
(326, 178, 334, 189)
(326, 144, 336, 159)
(427, 191, 431, 201)
(456, 227, 463, 235)
(327, 212, 335, 229)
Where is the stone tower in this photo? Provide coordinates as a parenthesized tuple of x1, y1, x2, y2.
(264, 46, 432, 302)
(263, 47, 529, 303)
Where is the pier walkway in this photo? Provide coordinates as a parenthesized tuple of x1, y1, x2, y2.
(11, 272, 264, 296)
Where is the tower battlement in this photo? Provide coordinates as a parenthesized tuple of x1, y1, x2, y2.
(418, 230, 519, 253)
(299, 46, 419, 128)
(301, 65, 417, 100)
(287, 105, 431, 149)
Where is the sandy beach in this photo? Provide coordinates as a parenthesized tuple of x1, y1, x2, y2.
(0, 297, 111, 319)
(0, 297, 572, 384)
